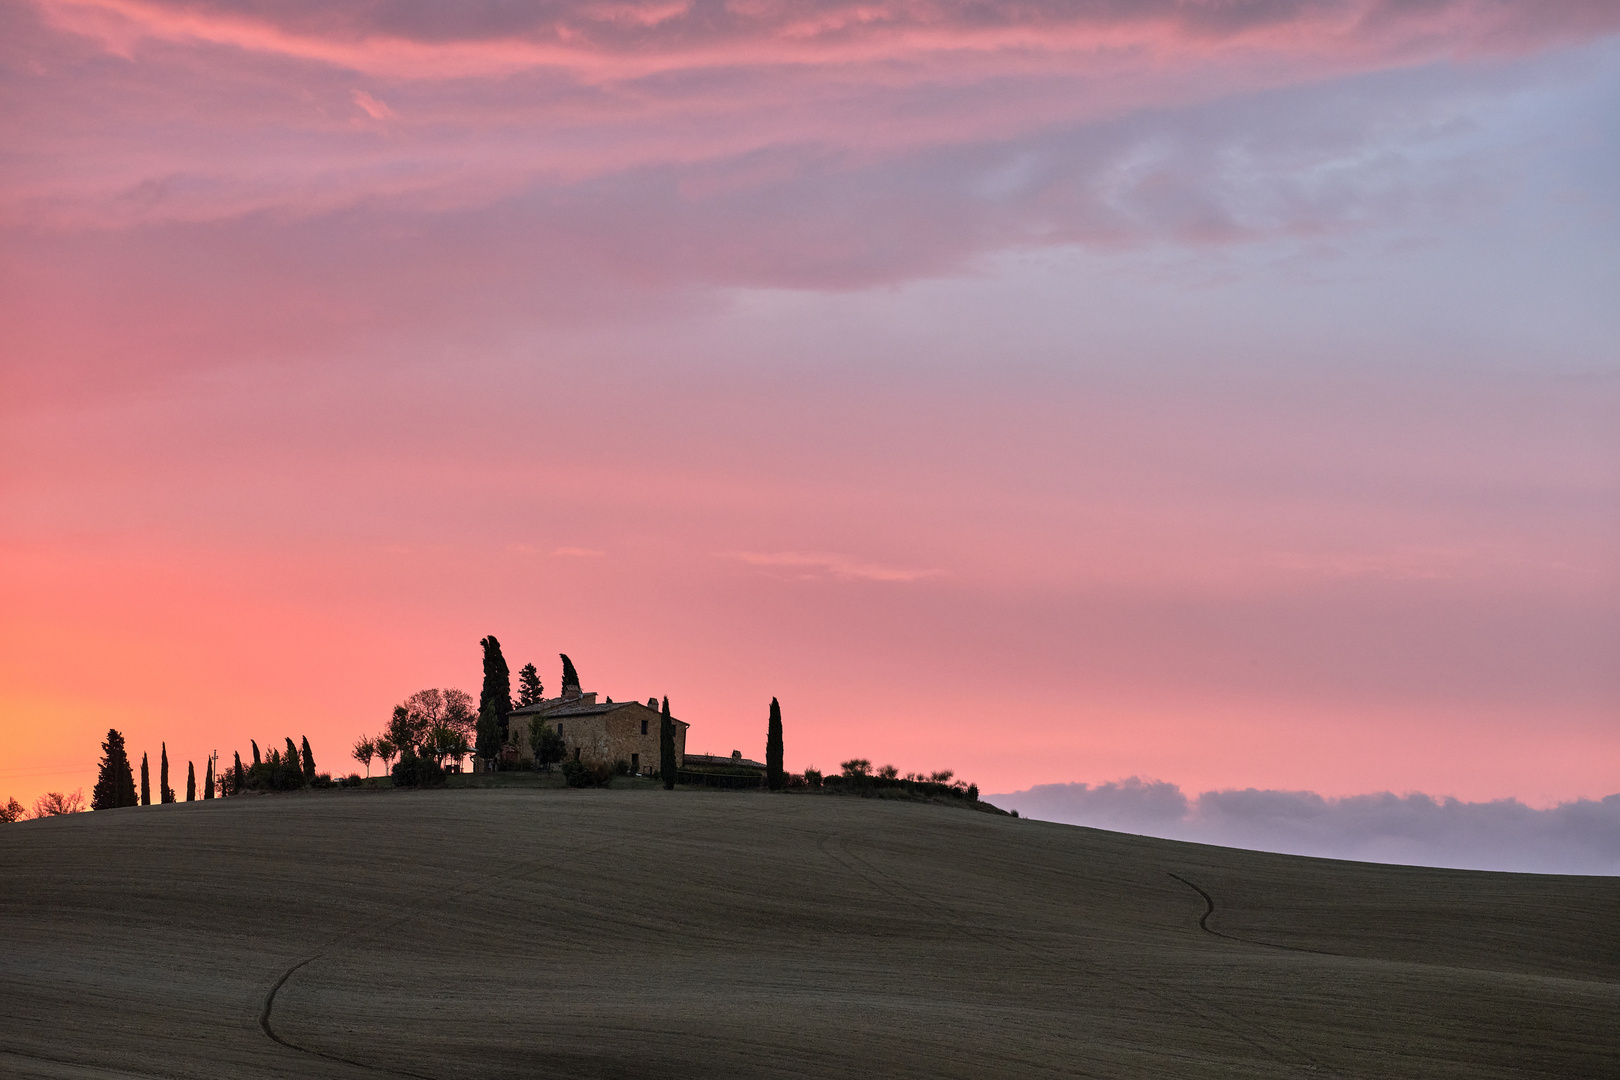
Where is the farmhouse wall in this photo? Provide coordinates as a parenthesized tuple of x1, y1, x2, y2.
(511, 700, 686, 774)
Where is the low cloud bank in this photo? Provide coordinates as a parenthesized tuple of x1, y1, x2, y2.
(989, 779, 1620, 875)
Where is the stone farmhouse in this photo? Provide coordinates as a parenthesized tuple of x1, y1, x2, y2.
(505, 656, 688, 776)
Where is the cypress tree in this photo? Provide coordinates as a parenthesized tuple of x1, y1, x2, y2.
(560, 653, 580, 692)
(140, 753, 151, 806)
(233, 752, 245, 794)
(160, 743, 175, 803)
(659, 697, 676, 791)
(300, 736, 317, 785)
(186, 762, 196, 802)
(251, 739, 261, 766)
(204, 756, 214, 799)
(766, 697, 785, 791)
(476, 636, 512, 765)
(284, 738, 302, 785)
(91, 729, 139, 810)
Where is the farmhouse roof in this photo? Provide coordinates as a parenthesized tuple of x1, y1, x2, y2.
(509, 695, 689, 727)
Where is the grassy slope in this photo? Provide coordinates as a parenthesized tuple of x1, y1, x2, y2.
(0, 789, 1615, 1079)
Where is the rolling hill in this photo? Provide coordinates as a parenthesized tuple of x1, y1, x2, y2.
(2, 788, 1616, 1079)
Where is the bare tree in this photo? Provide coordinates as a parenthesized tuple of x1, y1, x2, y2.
(32, 790, 85, 817)
(1, 797, 26, 823)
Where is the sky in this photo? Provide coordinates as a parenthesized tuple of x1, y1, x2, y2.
(2, 1, 1617, 862)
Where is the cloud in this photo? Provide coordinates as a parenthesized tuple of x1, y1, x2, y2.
(725, 550, 943, 582)
(32, 0, 1620, 79)
(992, 778, 1620, 875)
(350, 89, 394, 120)
(552, 546, 606, 557)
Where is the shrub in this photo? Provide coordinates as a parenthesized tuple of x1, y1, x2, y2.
(877, 764, 898, 780)
(561, 759, 614, 788)
(391, 751, 446, 789)
(966, 783, 979, 802)
(840, 759, 871, 778)
(613, 759, 630, 776)
(802, 768, 823, 788)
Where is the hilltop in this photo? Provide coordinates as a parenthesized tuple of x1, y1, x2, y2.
(1, 789, 1616, 1079)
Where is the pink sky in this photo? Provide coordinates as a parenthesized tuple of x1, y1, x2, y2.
(2, 0, 1617, 813)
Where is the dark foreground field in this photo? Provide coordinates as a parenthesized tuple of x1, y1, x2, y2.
(2, 790, 1616, 1079)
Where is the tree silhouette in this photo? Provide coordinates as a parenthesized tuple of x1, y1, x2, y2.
(284, 738, 303, 785)
(159, 742, 176, 803)
(186, 761, 196, 801)
(517, 663, 543, 707)
(1, 797, 25, 822)
(766, 698, 785, 791)
(660, 697, 676, 791)
(92, 729, 139, 810)
(204, 756, 215, 799)
(33, 790, 85, 816)
(477, 637, 512, 765)
(301, 736, 317, 785)
(376, 737, 398, 776)
(140, 753, 150, 806)
(353, 736, 376, 777)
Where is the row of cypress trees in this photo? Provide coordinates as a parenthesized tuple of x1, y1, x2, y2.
(91, 728, 320, 808)
(92, 730, 221, 809)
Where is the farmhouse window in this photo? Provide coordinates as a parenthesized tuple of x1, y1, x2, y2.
(632, 753, 640, 773)
(557, 723, 563, 736)
(641, 719, 648, 735)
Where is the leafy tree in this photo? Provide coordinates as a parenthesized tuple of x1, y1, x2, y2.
(140, 753, 150, 806)
(92, 729, 139, 810)
(186, 761, 196, 801)
(375, 737, 398, 775)
(301, 737, 317, 785)
(422, 723, 471, 768)
(353, 736, 376, 777)
(476, 636, 512, 764)
(1, 797, 25, 822)
(251, 739, 261, 766)
(929, 770, 954, 784)
(159, 742, 176, 803)
(33, 790, 85, 816)
(204, 756, 215, 799)
(877, 764, 898, 780)
(516, 663, 543, 707)
(441, 688, 476, 740)
(766, 697, 785, 791)
(659, 697, 676, 790)
(529, 717, 566, 773)
(386, 704, 418, 759)
(840, 759, 871, 778)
